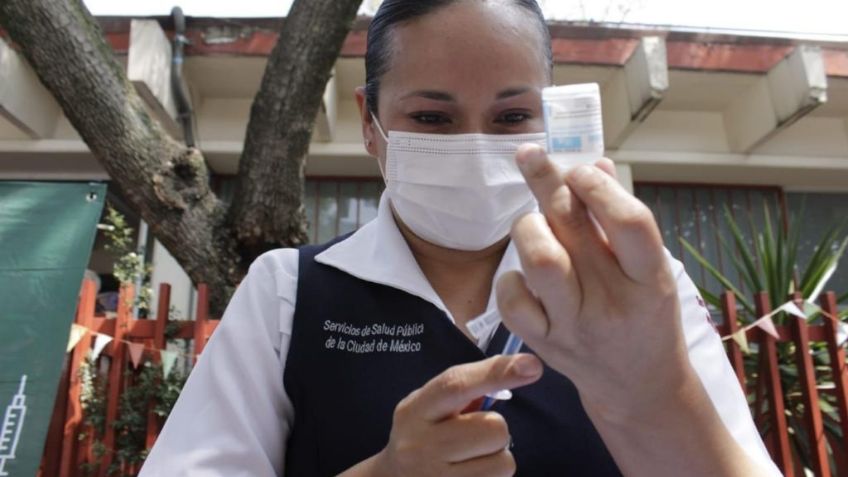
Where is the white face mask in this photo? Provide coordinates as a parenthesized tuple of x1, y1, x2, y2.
(372, 114, 546, 251)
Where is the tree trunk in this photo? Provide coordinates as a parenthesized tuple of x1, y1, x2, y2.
(0, 0, 362, 314)
(0, 0, 237, 313)
(229, 0, 362, 265)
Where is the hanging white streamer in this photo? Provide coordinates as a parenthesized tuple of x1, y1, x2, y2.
(161, 350, 178, 378)
(779, 301, 807, 320)
(66, 324, 87, 353)
(837, 323, 848, 346)
(90, 334, 113, 360)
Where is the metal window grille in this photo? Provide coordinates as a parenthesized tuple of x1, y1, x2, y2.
(304, 178, 385, 244)
(634, 182, 785, 298)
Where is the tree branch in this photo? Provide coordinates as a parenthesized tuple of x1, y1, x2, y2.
(228, 0, 363, 262)
(0, 0, 238, 311)
(0, 0, 363, 313)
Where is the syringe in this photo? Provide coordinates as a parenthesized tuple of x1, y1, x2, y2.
(480, 333, 524, 410)
(0, 375, 28, 477)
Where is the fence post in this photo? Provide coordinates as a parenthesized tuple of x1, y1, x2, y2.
(99, 284, 133, 477)
(721, 291, 746, 389)
(193, 284, 209, 362)
(789, 292, 830, 477)
(755, 292, 794, 477)
(40, 357, 70, 477)
(821, 291, 848, 465)
(58, 279, 97, 477)
(145, 283, 171, 450)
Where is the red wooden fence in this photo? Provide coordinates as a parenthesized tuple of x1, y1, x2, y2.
(38, 280, 218, 477)
(718, 291, 848, 477)
(38, 282, 847, 476)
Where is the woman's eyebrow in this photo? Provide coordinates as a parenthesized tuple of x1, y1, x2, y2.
(398, 87, 534, 102)
(495, 86, 533, 100)
(400, 90, 456, 102)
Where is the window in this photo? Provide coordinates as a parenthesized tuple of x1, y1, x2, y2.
(634, 183, 784, 299)
(785, 192, 848, 296)
(211, 175, 384, 245)
(304, 179, 384, 244)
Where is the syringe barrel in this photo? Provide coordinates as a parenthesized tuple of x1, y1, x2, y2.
(0, 407, 25, 456)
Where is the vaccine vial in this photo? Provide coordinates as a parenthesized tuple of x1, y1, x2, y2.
(542, 83, 605, 170)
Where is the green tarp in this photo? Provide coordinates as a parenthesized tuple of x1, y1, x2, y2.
(0, 181, 106, 477)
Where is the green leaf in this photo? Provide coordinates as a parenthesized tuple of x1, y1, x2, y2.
(696, 286, 723, 310)
(785, 210, 801, 296)
(723, 205, 764, 293)
(680, 237, 754, 313)
(772, 204, 788, 300)
(759, 210, 780, 306)
(802, 236, 847, 300)
(799, 225, 840, 288)
(718, 233, 757, 296)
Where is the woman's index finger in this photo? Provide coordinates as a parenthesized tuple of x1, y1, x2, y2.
(410, 354, 543, 422)
(515, 144, 563, 208)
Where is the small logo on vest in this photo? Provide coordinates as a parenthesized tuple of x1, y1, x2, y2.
(323, 320, 424, 354)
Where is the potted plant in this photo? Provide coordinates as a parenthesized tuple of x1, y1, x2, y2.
(681, 204, 847, 474)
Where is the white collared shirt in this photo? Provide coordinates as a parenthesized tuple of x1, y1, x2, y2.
(140, 193, 782, 476)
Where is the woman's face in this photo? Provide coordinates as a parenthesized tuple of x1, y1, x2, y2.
(356, 0, 550, 168)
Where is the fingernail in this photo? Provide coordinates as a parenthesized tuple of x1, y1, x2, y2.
(513, 355, 542, 377)
(516, 144, 546, 169)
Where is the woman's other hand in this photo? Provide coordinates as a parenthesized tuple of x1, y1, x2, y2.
(339, 354, 543, 477)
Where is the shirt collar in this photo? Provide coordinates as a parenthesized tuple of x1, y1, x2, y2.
(314, 192, 523, 327)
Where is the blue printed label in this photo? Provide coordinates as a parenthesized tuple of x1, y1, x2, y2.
(551, 136, 582, 152)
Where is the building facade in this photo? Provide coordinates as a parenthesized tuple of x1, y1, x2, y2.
(1, 16, 847, 318)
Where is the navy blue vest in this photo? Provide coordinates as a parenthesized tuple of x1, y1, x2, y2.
(283, 238, 622, 476)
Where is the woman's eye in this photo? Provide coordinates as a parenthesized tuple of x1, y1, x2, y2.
(411, 113, 451, 125)
(496, 111, 531, 124)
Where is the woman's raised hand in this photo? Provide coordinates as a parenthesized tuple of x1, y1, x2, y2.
(498, 144, 694, 421)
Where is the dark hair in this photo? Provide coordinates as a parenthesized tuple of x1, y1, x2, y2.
(365, 0, 552, 115)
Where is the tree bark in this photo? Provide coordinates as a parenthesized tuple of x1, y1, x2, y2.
(229, 0, 362, 264)
(0, 0, 237, 312)
(0, 0, 362, 314)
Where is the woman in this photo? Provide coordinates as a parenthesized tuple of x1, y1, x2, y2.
(141, 1, 781, 476)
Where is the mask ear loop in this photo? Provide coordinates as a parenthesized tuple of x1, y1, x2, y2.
(369, 110, 390, 184)
(370, 110, 390, 143)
